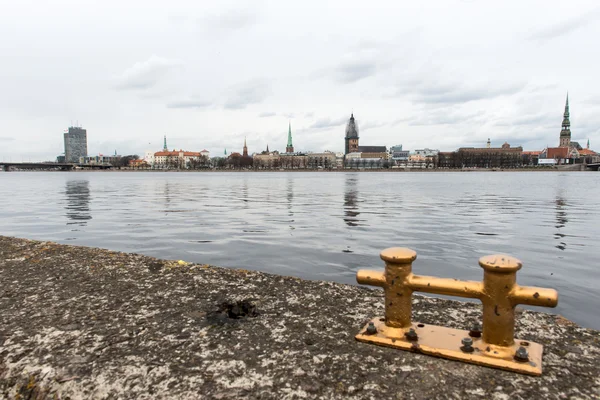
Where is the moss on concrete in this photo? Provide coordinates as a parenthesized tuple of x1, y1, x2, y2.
(1, 236, 599, 399)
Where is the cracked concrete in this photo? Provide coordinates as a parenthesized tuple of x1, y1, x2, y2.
(1, 236, 599, 399)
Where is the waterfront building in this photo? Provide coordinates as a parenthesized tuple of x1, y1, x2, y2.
(457, 142, 523, 168)
(437, 152, 455, 168)
(129, 159, 149, 168)
(522, 151, 541, 166)
(344, 114, 359, 154)
(80, 154, 121, 165)
(64, 126, 88, 163)
(253, 146, 281, 169)
(335, 152, 345, 168)
(358, 146, 388, 159)
(153, 149, 205, 169)
(539, 94, 598, 164)
(286, 122, 294, 153)
(413, 148, 439, 158)
(280, 153, 308, 169)
(438, 141, 523, 168)
(200, 149, 210, 159)
(307, 151, 337, 169)
(408, 149, 439, 168)
(143, 151, 155, 167)
(389, 145, 410, 166)
(343, 114, 387, 164)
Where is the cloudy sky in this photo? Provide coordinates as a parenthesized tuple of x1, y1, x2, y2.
(1, 0, 599, 161)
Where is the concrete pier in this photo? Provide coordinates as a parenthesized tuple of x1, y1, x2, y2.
(1, 236, 599, 399)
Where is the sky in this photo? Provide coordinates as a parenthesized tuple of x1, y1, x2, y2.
(1, 0, 599, 161)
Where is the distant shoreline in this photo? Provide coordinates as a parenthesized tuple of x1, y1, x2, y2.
(11, 167, 590, 173)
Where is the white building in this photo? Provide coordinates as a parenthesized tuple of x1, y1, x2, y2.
(144, 151, 155, 167)
(153, 150, 206, 168)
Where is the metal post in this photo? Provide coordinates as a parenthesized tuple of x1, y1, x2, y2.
(355, 248, 558, 375)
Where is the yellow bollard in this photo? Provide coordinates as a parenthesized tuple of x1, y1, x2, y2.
(356, 248, 558, 376)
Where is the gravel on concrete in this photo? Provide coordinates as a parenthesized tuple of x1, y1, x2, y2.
(1, 236, 599, 399)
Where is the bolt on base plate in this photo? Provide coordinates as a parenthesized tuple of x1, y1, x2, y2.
(356, 317, 544, 376)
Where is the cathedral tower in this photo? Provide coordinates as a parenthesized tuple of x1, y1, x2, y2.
(243, 137, 248, 157)
(344, 113, 359, 154)
(163, 135, 168, 151)
(559, 94, 571, 148)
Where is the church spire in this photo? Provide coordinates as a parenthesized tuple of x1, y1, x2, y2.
(286, 121, 294, 153)
(243, 137, 248, 157)
(559, 92, 572, 148)
(163, 135, 168, 151)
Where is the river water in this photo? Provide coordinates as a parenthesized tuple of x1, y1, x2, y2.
(1, 171, 598, 329)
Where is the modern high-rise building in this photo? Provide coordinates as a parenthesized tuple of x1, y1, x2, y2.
(64, 126, 88, 163)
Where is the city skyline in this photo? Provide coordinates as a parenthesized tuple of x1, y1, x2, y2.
(1, 0, 599, 161)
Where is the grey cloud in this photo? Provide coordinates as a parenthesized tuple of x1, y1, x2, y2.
(413, 83, 525, 104)
(198, 8, 258, 35)
(530, 8, 600, 41)
(492, 112, 556, 128)
(115, 55, 183, 91)
(402, 108, 484, 127)
(334, 61, 377, 83)
(224, 80, 270, 110)
(308, 116, 348, 130)
(0, 137, 15, 142)
(584, 95, 600, 105)
(304, 112, 314, 118)
(259, 112, 277, 118)
(360, 121, 388, 131)
(166, 99, 211, 109)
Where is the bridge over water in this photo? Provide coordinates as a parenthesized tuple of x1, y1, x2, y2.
(586, 163, 600, 171)
(0, 162, 113, 171)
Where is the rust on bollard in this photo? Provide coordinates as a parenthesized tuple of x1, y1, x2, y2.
(355, 248, 558, 376)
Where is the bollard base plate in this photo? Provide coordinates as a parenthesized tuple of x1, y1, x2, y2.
(356, 317, 543, 376)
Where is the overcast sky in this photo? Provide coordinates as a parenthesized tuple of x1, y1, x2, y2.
(1, 0, 599, 161)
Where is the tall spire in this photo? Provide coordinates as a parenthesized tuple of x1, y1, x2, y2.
(224, 148, 227, 156)
(243, 136, 248, 157)
(163, 135, 168, 151)
(559, 92, 572, 148)
(286, 121, 294, 153)
(587, 138, 590, 149)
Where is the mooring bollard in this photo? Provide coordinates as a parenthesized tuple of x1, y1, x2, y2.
(356, 248, 558, 376)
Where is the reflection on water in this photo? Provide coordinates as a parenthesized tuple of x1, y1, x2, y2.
(286, 178, 293, 216)
(554, 195, 568, 251)
(343, 175, 360, 227)
(65, 180, 91, 225)
(1, 171, 599, 329)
